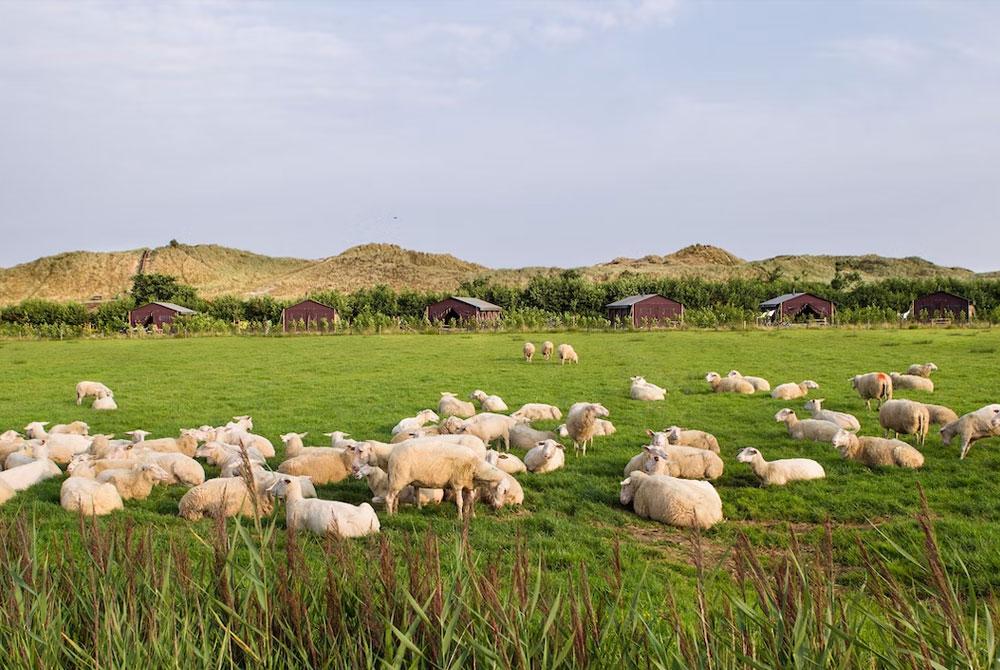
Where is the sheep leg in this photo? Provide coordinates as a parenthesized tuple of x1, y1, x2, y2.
(385, 490, 398, 515)
(463, 487, 475, 519)
(453, 487, 464, 520)
(960, 437, 973, 460)
(76, 393, 83, 406)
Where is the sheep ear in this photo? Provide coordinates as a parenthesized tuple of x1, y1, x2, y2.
(619, 478, 631, 486)
(300, 432, 308, 438)
(645, 429, 654, 437)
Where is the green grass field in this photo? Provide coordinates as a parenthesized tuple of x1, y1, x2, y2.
(2, 327, 999, 598)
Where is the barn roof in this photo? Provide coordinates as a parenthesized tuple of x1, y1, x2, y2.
(450, 296, 502, 311)
(916, 290, 972, 303)
(606, 294, 661, 308)
(287, 298, 337, 310)
(147, 301, 197, 315)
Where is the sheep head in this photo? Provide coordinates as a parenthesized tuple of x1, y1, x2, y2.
(727, 370, 743, 378)
(802, 380, 819, 390)
(642, 450, 677, 476)
(645, 429, 668, 447)
(774, 408, 794, 422)
(803, 399, 822, 412)
(619, 471, 647, 505)
(705, 372, 720, 384)
(736, 447, 760, 463)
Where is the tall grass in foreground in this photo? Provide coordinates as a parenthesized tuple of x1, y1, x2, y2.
(0, 490, 994, 669)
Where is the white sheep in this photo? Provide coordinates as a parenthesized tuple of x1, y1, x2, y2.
(323, 431, 356, 448)
(97, 463, 172, 500)
(727, 370, 771, 392)
(76, 381, 112, 406)
(0, 479, 14, 505)
(941, 405, 1000, 459)
(510, 424, 559, 450)
(705, 372, 755, 394)
(878, 399, 930, 446)
(564, 402, 610, 456)
(126, 429, 151, 443)
(439, 413, 517, 451)
(391, 409, 441, 436)
(281, 432, 356, 458)
(0, 444, 61, 491)
(642, 444, 724, 480)
(93, 392, 118, 411)
(921, 403, 959, 426)
(664, 426, 720, 454)
(40, 433, 93, 464)
(802, 398, 861, 431)
(832, 430, 924, 469)
(476, 471, 523, 510)
(736, 447, 825, 486)
(557, 343, 578, 365)
(523, 342, 535, 362)
(906, 363, 938, 378)
(194, 441, 265, 467)
(890, 372, 934, 393)
(851, 372, 893, 410)
(390, 426, 441, 444)
(556, 418, 615, 442)
(277, 450, 352, 485)
(484, 449, 527, 475)
(48, 421, 90, 436)
(141, 452, 205, 486)
(353, 464, 443, 507)
(178, 476, 273, 520)
(437, 392, 476, 419)
(470, 389, 509, 413)
(629, 376, 666, 401)
(524, 439, 565, 474)
(510, 403, 562, 422)
(541, 341, 554, 361)
(271, 476, 380, 538)
(619, 471, 723, 530)
(60, 477, 123, 516)
(250, 468, 317, 498)
(774, 409, 841, 442)
(771, 380, 819, 400)
(139, 432, 199, 458)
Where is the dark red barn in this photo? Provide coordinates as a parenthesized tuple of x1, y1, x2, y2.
(606, 294, 684, 327)
(282, 299, 339, 331)
(760, 293, 834, 323)
(128, 301, 197, 328)
(426, 296, 502, 323)
(912, 291, 974, 321)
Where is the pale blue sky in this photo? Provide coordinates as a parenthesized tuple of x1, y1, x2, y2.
(1, 1, 998, 270)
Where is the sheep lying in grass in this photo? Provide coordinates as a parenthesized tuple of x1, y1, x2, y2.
(323, 431, 355, 448)
(392, 409, 440, 436)
(271, 476, 380, 538)
(775, 409, 841, 442)
(623, 446, 658, 477)
(705, 372, 755, 394)
(93, 392, 118, 411)
(771, 380, 819, 400)
(524, 439, 565, 474)
(664, 426, 720, 453)
(642, 445, 724, 480)
(52, 421, 91, 436)
(60, 477, 123, 516)
(941, 405, 1000, 459)
(564, 402, 610, 456)
(803, 399, 860, 431)
(37, 433, 93, 464)
(541, 341, 554, 361)
(278, 450, 352, 485)
(437, 392, 476, 419)
(920, 403, 959, 426)
(471, 389, 509, 413)
(390, 427, 441, 443)
(76, 381, 112, 406)
(249, 468, 317, 498)
(139, 432, 199, 458)
(832, 430, 924, 469)
(619, 471, 723, 530)
(890, 372, 934, 393)
(510, 424, 558, 450)
(630, 376, 666, 401)
(557, 343, 578, 365)
(354, 464, 443, 507)
(126, 430, 151, 443)
(97, 463, 172, 500)
(878, 399, 930, 446)
(439, 414, 517, 451)
(523, 342, 535, 362)
(178, 476, 273, 521)
(510, 403, 562, 422)
(0, 445, 61, 491)
(195, 441, 265, 468)
(727, 370, 771, 392)
(484, 449, 527, 475)
(228, 430, 276, 459)
(281, 432, 349, 457)
(907, 362, 938, 378)
(736, 447, 824, 486)
(851, 372, 893, 410)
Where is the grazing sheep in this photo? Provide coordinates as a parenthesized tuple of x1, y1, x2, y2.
(509, 424, 558, 450)
(470, 390, 508, 413)
(510, 403, 562, 422)
(541, 341, 554, 361)
(392, 409, 441, 436)
(139, 432, 199, 458)
(664, 426, 720, 454)
(890, 372, 934, 393)
(941, 405, 1000, 459)
(771, 380, 819, 400)
(564, 402, 610, 456)
(736, 447, 824, 486)
(277, 450, 352, 485)
(619, 471, 723, 530)
(878, 399, 930, 446)
(0, 445, 61, 491)
(832, 430, 924, 469)
(642, 444, 724, 480)
(270, 476, 380, 538)
(727, 370, 771, 392)
(556, 418, 615, 442)
(93, 392, 118, 411)
(97, 463, 172, 500)
(476, 471, 523, 510)
(705, 372, 755, 394)
(523, 342, 535, 362)
(524, 439, 565, 474)
(76, 381, 112, 406)
(906, 363, 938, 378)
(178, 477, 273, 521)
(353, 464, 443, 507)
(630, 376, 666, 401)
(60, 477, 123, 516)
(484, 449, 527, 475)
(437, 392, 476, 419)
(439, 413, 517, 451)
(803, 399, 861, 431)
(774, 409, 842, 442)
(557, 343, 578, 365)
(921, 403, 959, 426)
(851, 372, 893, 410)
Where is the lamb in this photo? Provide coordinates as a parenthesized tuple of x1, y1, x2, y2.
(642, 444, 724, 480)
(564, 402, 610, 456)
(38, 433, 92, 464)
(802, 399, 861, 431)
(383, 441, 507, 519)
(890, 372, 934, 393)
(392, 409, 441, 436)
(705, 372, 755, 394)
(390, 426, 441, 444)
(510, 403, 562, 422)
(664, 426, 720, 454)
(437, 392, 476, 419)
(774, 409, 842, 442)
(771, 380, 819, 400)
(323, 431, 355, 448)
(139, 432, 199, 458)
(541, 341, 554, 361)
(878, 399, 930, 446)
(23, 422, 52, 440)
(97, 463, 173, 500)
(906, 363, 938, 378)
(277, 450, 352, 485)
(0, 445, 61, 491)
(76, 381, 112, 405)
(523, 342, 535, 362)
(439, 413, 517, 451)
(353, 464, 444, 507)
(736, 447, 825, 486)
(227, 415, 254, 432)
(93, 392, 118, 411)
(178, 476, 273, 521)
(619, 471, 723, 530)
(557, 343, 578, 365)
(851, 372, 893, 410)
(270, 476, 380, 538)
(60, 477, 123, 516)
(47, 421, 90, 436)
(832, 430, 924, 469)
(126, 429, 151, 443)
(510, 424, 558, 450)
(727, 370, 771, 392)
(523, 439, 565, 474)
(630, 376, 666, 401)
(941, 405, 1000, 459)
(921, 403, 959, 426)
(484, 449, 527, 475)
(470, 390, 508, 413)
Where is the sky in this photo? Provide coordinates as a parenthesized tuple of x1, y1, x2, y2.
(1, 0, 998, 271)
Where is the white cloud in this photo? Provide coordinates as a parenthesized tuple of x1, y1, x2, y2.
(824, 36, 926, 70)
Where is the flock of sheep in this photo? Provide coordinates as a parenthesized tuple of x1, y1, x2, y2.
(1, 350, 998, 539)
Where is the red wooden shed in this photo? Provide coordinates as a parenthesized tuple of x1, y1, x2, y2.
(760, 293, 834, 323)
(606, 294, 684, 327)
(282, 299, 339, 331)
(912, 291, 974, 321)
(426, 296, 502, 323)
(128, 301, 197, 328)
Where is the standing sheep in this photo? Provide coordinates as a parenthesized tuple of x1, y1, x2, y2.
(523, 342, 535, 362)
(774, 409, 841, 442)
(771, 380, 819, 401)
(736, 447, 824, 486)
(878, 399, 930, 446)
(557, 344, 578, 365)
(510, 403, 562, 422)
(556, 418, 615, 442)
(619, 471, 723, 530)
(727, 370, 771, 392)
(564, 402, 610, 456)
(270, 476, 380, 539)
(60, 477, 123, 516)
(438, 392, 476, 419)
(630, 376, 666, 401)
(524, 439, 565, 474)
(941, 406, 1000, 459)
(803, 399, 860, 431)
(541, 341, 554, 361)
(906, 363, 938, 378)
(851, 372, 893, 410)
(470, 390, 509, 413)
(76, 381, 112, 406)
(353, 464, 444, 507)
(439, 414, 516, 451)
(890, 373, 934, 393)
(705, 372, 755, 395)
(832, 430, 924, 469)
